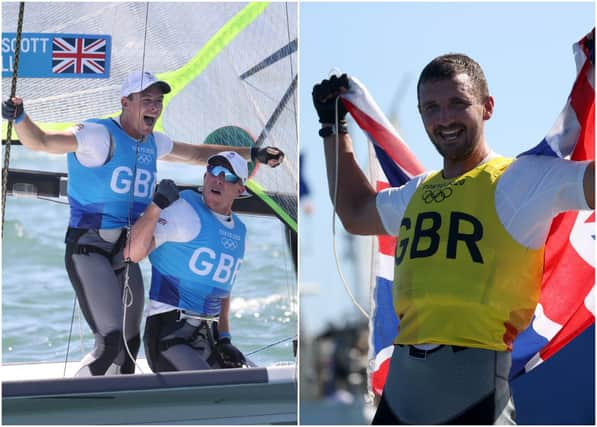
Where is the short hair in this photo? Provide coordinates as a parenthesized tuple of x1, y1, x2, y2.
(417, 54, 489, 103)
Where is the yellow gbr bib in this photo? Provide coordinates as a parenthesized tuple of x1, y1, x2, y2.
(393, 156, 544, 351)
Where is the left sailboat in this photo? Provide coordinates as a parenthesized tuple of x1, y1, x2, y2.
(2, 2, 298, 424)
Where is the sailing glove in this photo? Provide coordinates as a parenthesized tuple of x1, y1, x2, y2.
(312, 74, 349, 123)
(216, 337, 246, 368)
(2, 98, 25, 123)
(251, 146, 285, 168)
(153, 179, 179, 210)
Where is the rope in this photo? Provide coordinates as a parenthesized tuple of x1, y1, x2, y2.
(331, 97, 370, 320)
(1, 2, 25, 237)
(120, 1, 151, 375)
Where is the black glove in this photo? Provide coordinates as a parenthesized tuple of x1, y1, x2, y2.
(216, 337, 246, 368)
(2, 98, 24, 122)
(251, 146, 285, 168)
(152, 179, 179, 209)
(312, 73, 350, 123)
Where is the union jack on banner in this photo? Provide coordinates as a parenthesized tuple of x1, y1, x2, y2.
(52, 36, 107, 75)
(339, 28, 595, 396)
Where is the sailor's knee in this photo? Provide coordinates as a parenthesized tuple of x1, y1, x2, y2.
(126, 334, 141, 352)
(97, 330, 124, 358)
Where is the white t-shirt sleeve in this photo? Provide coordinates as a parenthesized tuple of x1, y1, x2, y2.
(71, 122, 111, 167)
(154, 131, 174, 159)
(496, 155, 591, 248)
(153, 198, 202, 247)
(375, 173, 431, 236)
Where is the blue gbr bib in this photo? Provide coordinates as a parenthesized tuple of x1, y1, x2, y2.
(149, 191, 247, 316)
(67, 118, 158, 229)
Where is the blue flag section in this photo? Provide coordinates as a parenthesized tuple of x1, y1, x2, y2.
(512, 325, 595, 424)
(2, 33, 111, 78)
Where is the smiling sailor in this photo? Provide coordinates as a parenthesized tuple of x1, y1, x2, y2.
(2, 72, 284, 376)
(125, 151, 251, 371)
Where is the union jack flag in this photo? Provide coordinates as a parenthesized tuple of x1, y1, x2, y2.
(52, 36, 107, 75)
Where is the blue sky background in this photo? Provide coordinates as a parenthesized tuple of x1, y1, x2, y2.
(299, 1, 595, 336)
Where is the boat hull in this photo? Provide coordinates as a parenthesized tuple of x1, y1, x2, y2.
(2, 363, 297, 425)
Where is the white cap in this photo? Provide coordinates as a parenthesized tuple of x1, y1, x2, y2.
(208, 151, 250, 196)
(120, 71, 171, 97)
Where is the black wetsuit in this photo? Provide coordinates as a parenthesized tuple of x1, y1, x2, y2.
(143, 310, 224, 372)
(65, 228, 144, 375)
(372, 345, 516, 425)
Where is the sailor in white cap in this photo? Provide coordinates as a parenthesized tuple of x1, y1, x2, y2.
(2, 72, 284, 376)
(125, 151, 254, 371)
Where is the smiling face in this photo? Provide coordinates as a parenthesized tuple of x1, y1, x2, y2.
(203, 160, 246, 215)
(418, 73, 494, 177)
(120, 85, 165, 139)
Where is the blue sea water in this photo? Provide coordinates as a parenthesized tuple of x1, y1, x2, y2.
(2, 150, 297, 368)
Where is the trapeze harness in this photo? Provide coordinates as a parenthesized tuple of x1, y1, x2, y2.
(144, 190, 246, 372)
(65, 117, 158, 376)
(373, 157, 544, 424)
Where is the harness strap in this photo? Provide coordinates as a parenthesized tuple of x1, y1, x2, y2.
(399, 344, 468, 359)
(159, 318, 215, 352)
(65, 227, 128, 259)
(205, 323, 226, 367)
(74, 244, 113, 258)
(159, 337, 190, 352)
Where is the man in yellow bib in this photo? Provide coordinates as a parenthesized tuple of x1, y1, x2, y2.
(312, 55, 594, 424)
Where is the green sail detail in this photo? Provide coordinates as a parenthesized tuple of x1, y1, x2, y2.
(246, 179, 297, 233)
(2, 3, 269, 136)
(154, 2, 269, 133)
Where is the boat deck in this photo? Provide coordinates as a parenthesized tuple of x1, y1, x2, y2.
(2, 360, 297, 425)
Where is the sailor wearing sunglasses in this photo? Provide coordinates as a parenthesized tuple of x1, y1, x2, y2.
(125, 151, 252, 371)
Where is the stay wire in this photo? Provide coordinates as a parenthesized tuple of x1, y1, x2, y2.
(1, 2, 25, 237)
(331, 97, 370, 320)
(284, 3, 299, 369)
(284, 2, 298, 139)
(281, 224, 298, 356)
(245, 335, 297, 357)
(63, 294, 77, 377)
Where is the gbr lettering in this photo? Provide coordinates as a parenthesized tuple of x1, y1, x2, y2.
(396, 211, 484, 265)
(188, 247, 242, 284)
(110, 166, 157, 198)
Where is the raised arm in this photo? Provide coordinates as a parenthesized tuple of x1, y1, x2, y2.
(162, 141, 285, 167)
(313, 75, 386, 235)
(2, 97, 78, 154)
(125, 179, 180, 262)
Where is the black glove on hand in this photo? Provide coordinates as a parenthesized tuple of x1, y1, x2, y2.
(216, 337, 246, 368)
(152, 179, 179, 210)
(312, 73, 350, 123)
(2, 98, 24, 122)
(251, 146, 285, 168)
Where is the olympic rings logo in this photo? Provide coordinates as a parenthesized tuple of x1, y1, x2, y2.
(221, 237, 238, 250)
(422, 187, 453, 204)
(137, 153, 153, 165)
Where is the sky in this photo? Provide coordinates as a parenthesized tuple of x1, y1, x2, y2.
(298, 1, 595, 337)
